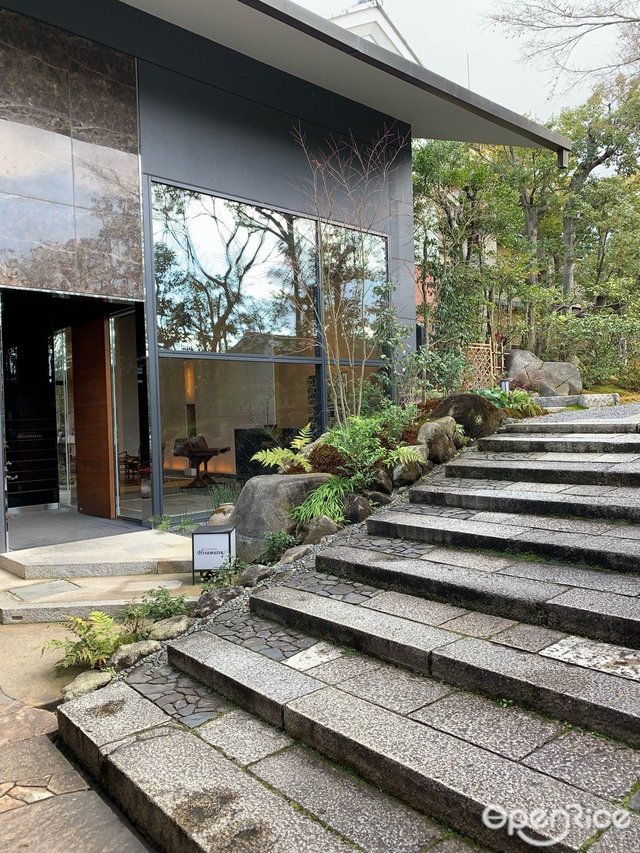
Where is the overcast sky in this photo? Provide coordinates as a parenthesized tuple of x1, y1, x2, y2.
(296, 0, 613, 121)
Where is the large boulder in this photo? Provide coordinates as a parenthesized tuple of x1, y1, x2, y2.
(62, 670, 112, 703)
(148, 615, 194, 641)
(537, 362, 582, 396)
(236, 564, 274, 587)
(229, 474, 331, 562)
(428, 393, 502, 439)
(506, 349, 543, 382)
(343, 493, 373, 523)
(298, 515, 342, 545)
(108, 640, 162, 672)
(506, 349, 582, 396)
(392, 460, 423, 487)
(417, 418, 458, 464)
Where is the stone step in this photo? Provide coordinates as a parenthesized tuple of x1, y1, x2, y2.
(478, 433, 640, 454)
(244, 588, 640, 746)
(57, 682, 358, 853)
(249, 585, 459, 673)
(367, 505, 640, 573)
(315, 544, 640, 648)
(165, 631, 636, 851)
(446, 453, 640, 486)
(500, 420, 640, 434)
(410, 479, 640, 522)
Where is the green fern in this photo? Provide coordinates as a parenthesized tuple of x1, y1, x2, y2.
(42, 611, 124, 673)
(251, 424, 313, 473)
(384, 446, 422, 468)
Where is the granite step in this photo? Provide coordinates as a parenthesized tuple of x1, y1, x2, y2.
(367, 505, 640, 573)
(500, 420, 640, 434)
(243, 586, 640, 746)
(315, 544, 640, 647)
(410, 479, 640, 522)
(478, 433, 640, 454)
(165, 631, 637, 851)
(446, 453, 640, 486)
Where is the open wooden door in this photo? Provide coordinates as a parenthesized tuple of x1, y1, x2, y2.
(72, 316, 116, 518)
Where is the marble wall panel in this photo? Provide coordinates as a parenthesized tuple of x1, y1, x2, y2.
(0, 9, 143, 300)
(0, 192, 76, 292)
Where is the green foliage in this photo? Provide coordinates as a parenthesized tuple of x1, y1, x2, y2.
(376, 399, 419, 446)
(397, 347, 468, 402)
(200, 558, 248, 591)
(149, 514, 171, 531)
(474, 388, 543, 418)
(43, 612, 123, 673)
(308, 442, 347, 475)
(545, 312, 639, 387)
(259, 531, 298, 565)
(251, 424, 313, 473)
(291, 476, 351, 524)
(384, 446, 423, 468)
(209, 481, 243, 511)
(176, 516, 198, 533)
(122, 587, 189, 640)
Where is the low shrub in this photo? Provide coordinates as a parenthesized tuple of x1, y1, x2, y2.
(308, 443, 348, 475)
(200, 557, 248, 591)
(291, 476, 351, 524)
(259, 531, 298, 565)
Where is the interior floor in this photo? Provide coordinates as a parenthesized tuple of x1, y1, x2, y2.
(5, 507, 140, 552)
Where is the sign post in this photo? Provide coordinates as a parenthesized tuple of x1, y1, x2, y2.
(191, 525, 236, 585)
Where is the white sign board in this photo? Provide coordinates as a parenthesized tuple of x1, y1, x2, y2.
(192, 528, 236, 573)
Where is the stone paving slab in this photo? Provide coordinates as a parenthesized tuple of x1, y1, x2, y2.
(362, 589, 468, 625)
(410, 691, 561, 761)
(479, 434, 640, 453)
(57, 681, 171, 779)
(547, 588, 640, 647)
(0, 530, 192, 580)
(502, 420, 640, 433)
(369, 507, 640, 573)
(431, 638, 640, 746)
(283, 642, 344, 671)
(439, 611, 518, 638)
(167, 632, 323, 726)
(0, 735, 88, 814)
(305, 653, 383, 685)
(284, 686, 610, 852)
(589, 816, 640, 852)
(103, 726, 353, 853)
(446, 455, 640, 486)
(250, 586, 459, 674)
(411, 480, 640, 522)
(541, 635, 640, 681)
(0, 703, 56, 747)
(523, 730, 640, 800)
(199, 709, 293, 765)
(0, 790, 150, 853)
(490, 623, 567, 653)
(317, 545, 566, 625)
(496, 560, 640, 597)
(252, 745, 446, 853)
(338, 663, 454, 715)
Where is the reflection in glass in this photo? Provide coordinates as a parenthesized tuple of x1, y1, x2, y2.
(321, 223, 387, 362)
(153, 184, 317, 355)
(159, 358, 320, 518)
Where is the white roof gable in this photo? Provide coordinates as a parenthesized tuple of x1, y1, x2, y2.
(330, 1, 422, 65)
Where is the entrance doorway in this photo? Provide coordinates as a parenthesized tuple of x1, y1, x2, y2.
(0, 289, 150, 551)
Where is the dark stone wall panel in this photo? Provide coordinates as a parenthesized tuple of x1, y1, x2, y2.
(0, 8, 143, 300)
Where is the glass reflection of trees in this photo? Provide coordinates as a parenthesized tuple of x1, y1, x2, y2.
(153, 185, 318, 355)
(152, 183, 388, 361)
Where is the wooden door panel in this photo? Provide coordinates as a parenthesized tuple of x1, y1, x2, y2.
(72, 317, 115, 518)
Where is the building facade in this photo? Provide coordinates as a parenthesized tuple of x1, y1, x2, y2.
(0, 0, 569, 551)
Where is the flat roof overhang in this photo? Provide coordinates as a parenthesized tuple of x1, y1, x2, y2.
(120, 0, 571, 161)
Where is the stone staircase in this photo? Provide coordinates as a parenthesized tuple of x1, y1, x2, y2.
(57, 418, 640, 852)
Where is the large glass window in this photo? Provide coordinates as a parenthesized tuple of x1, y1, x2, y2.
(159, 358, 320, 518)
(321, 223, 387, 362)
(153, 185, 318, 356)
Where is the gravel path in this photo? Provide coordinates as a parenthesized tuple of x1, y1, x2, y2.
(527, 401, 640, 423)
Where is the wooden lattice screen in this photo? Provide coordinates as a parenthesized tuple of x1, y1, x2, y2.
(463, 342, 504, 390)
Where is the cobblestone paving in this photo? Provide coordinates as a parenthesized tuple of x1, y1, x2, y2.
(207, 613, 317, 661)
(125, 650, 233, 726)
(388, 503, 476, 519)
(340, 532, 438, 558)
(283, 571, 381, 604)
